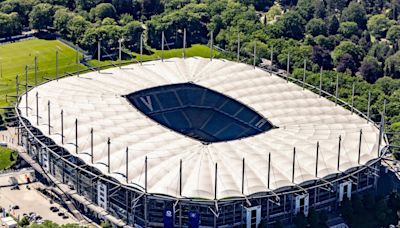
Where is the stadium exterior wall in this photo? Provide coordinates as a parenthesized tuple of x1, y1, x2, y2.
(13, 59, 386, 227)
(17, 120, 381, 227)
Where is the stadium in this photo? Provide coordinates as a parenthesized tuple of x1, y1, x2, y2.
(15, 57, 387, 227)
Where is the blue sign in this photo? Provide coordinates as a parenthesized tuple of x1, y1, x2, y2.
(163, 208, 174, 228)
(188, 211, 199, 228)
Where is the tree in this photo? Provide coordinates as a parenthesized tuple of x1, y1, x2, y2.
(327, 15, 339, 35)
(0, 12, 22, 37)
(75, 0, 102, 11)
(112, 0, 140, 16)
(80, 24, 123, 54)
(275, 11, 305, 40)
(0, 0, 35, 26)
(338, 21, 359, 38)
(67, 15, 90, 43)
(314, 0, 326, 18)
(387, 25, 400, 46)
(243, 0, 274, 11)
(368, 42, 393, 63)
(332, 41, 364, 65)
(359, 56, 383, 83)
(305, 18, 327, 36)
(384, 51, 400, 79)
(367, 14, 395, 39)
(53, 8, 74, 37)
(90, 3, 116, 21)
(376, 76, 400, 96)
(341, 2, 367, 29)
(337, 54, 357, 75)
(315, 35, 336, 50)
(312, 45, 333, 70)
(29, 3, 54, 30)
(296, 0, 318, 21)
(146, 3, 209, 48)
(123, 21, 144, 50)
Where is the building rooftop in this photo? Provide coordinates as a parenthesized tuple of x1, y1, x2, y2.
(19, 57, 383, 200)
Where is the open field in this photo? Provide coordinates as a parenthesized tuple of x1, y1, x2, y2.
(0, 39, 86, 110)
(0, 146, 17, 170)
(87, 44, 219, 68)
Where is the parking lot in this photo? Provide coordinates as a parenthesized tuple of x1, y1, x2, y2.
(0, 183, 77, 225)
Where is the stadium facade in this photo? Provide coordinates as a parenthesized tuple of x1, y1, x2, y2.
(15, 57, 387, 227)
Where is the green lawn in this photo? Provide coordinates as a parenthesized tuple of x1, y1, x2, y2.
(87, 44, 220, 67)
(0, 146, 17, 170)
(0, 39, 86, 110)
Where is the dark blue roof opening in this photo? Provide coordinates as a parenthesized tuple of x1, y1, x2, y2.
(125, 83, 274, 143)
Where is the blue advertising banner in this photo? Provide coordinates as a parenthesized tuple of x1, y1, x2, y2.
(163, 208, 174, 228)
(188, 211, 199, 228)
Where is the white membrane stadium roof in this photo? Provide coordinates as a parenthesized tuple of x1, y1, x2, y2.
(19, 57, 383, 200)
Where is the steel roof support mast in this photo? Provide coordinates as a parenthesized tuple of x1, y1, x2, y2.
(237, 33, 240, 62)
(253, 42, 256, 69)
(210, 30, 214, 62)
(56, 49, 59, 80)
(140, 33, 143, 65)
(36, 92, 39, 125)
(47, 100, 51, 135)
(378, 100, 386, 156)
(161, 31, 165, 62)
(25, 65, 28, 116)
(118, 39, 123, 68)
(61, 110, 64, 144)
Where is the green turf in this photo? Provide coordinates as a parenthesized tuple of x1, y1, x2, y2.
(87, 44, 220, 67)
(0, 146, 17, 170)
(0, 39, 86, 110)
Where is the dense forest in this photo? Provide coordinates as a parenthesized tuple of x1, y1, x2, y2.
(0, 0, 399, 148)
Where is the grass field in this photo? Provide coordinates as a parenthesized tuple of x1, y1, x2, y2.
(0, 146, 17, 170)
(0, 40, 217, 115)
(87, 44, 220, 67)
(0, 39, 86, 109)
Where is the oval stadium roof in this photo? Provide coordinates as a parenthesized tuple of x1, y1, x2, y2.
(19, 57, 383, 200)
